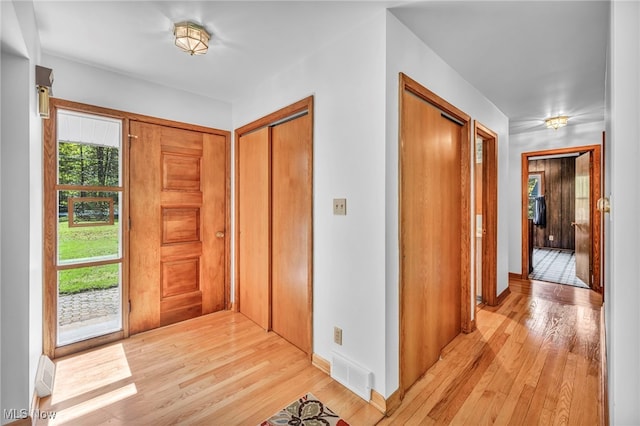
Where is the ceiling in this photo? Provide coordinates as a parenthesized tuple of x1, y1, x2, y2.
(21, 1, 609, 134)
(390, 1, 609, 133)
(29, 1, 392, 104)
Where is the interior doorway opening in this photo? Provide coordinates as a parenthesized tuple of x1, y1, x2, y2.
(521, 145, 602, 293)
(473, 121, 498, 308)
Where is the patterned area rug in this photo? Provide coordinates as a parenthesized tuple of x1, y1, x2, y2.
(529, 248, 589, 288)
(260, 393, 350, 426)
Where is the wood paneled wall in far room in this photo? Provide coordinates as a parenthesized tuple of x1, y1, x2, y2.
(529, 157, 575, 250)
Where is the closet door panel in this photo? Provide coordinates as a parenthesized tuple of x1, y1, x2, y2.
(401, 90, 463, 392)
(238, 127, 271, 329)
(271, 114, 312, 354)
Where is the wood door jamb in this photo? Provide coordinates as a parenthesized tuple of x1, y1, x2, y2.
(474, 120, 499, 307)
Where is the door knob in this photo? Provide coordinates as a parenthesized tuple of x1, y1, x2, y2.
(215, 231, 225, 238)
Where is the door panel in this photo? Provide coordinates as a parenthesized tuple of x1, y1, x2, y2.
(271, 114, 312, 354)
(237, 127, 271, 329)
(129, 122, 226, 334)
(575, 152, 591, 286)
(162, 258, 199, 297)
(401, 91, 462, 392)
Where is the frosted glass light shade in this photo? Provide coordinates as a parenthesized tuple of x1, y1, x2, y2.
(545, 116, 569, 130)
(174, 22, 210, 56)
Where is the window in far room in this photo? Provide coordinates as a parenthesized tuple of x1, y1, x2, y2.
(528, 173, 544, 219)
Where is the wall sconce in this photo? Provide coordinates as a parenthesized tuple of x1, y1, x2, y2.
(36, 65, 54, 119)
(545, 115, 569, 130)
(174, 22, 210, 55)
(597, 197, 611, 213)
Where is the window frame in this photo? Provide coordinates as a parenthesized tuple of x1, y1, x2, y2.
(44, 99, 129, 358)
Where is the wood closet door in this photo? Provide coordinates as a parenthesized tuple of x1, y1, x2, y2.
(271, 114, 312, 354)
(237, 127, 271, 330)
(401, 91, 463, 392)
(236, 104, 313, 354)
(129, 122, 227, 334)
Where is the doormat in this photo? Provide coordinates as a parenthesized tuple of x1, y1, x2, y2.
(259, 393, 350, 426)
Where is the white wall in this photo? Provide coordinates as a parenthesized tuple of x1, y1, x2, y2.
(508, 121, 604, 274)
(41, 54, 232, 131)
(1, 3, 5, 416)
(0, 52, 32, 424)
(384, 12, 510, 397)
(0, 40, 3, 426)
(1, 0, 42, 421)
(607, 1, 640, 423)
(233, 10, 389, 395)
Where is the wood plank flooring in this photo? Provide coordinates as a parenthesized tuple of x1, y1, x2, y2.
(382, 278, 603, 425)
(38, 278, 603, 425)
(37, 312, 382, 425)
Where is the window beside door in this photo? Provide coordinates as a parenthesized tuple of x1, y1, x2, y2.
(53, 109, 124, 347)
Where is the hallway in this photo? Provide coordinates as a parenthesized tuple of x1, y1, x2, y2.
(380, 277, 602, 424)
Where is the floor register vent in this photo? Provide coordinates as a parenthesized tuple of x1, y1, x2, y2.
(331, 351, 372, 401)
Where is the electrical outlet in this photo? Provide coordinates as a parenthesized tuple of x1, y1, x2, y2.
(333, 198, 347, 215)
(334, 326, 343, 345)
(549, 235, 554, 241)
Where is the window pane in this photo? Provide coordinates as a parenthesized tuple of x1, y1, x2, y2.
(58, 142, 120, 186)
(57, 264, 122, 346)
(59, 263, 119, 294)
(528, 199, 535, 219)
(528, 177, 540, 197)
(58, 190, 121, 263)
(57, 109, 122, 187)
(528, 175, 542, 219)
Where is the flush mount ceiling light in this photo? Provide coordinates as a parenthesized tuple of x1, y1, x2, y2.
(174, 22, 210, 55)
(545, 115, 569, 130)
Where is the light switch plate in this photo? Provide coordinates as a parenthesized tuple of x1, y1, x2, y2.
(333, 198, 347, 215)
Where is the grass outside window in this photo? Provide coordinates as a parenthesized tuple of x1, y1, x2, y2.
(58, 219, 120, 294)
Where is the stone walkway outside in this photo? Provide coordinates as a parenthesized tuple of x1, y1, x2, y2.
(59, 287, 120, 326)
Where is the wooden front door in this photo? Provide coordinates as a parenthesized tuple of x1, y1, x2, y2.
(129, 121, 227, 334)
(575, 151, 591, 286)
(400, 75, 470, 394)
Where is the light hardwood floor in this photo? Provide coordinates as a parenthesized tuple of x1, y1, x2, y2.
(37, 311, 382, 425)
(38, 278, 603, 425)
(382, 278, 603, 425)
